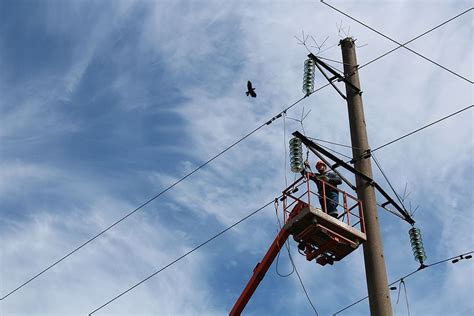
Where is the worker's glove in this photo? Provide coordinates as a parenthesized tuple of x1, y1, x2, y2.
(317, 175, 329, 182)
(327, 174, 342, 185)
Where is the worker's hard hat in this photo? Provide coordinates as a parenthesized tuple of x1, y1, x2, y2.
(316, 161, 326, 169)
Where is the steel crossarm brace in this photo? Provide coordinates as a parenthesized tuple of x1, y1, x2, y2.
(293, 131, 415, 225)
(229, 228, 290, 315)
(314, 58, 347, 100)
(307, 53, 361, 97)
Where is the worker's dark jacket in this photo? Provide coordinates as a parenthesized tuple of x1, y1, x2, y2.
(305, 170, 342, 215)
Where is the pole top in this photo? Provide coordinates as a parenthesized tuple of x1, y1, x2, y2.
(340, 37, 356, 46)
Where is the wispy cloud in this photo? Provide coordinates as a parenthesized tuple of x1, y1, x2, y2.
(1, 1, 472, 315)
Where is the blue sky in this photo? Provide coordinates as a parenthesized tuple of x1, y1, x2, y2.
(0, 1, 472, 315)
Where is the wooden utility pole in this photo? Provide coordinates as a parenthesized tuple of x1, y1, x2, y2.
(340, 37, 393, 316)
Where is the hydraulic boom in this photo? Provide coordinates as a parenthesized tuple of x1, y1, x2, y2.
(229, 227, 290, 315)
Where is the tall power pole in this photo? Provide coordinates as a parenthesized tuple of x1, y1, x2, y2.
(340, 37, 393, 315)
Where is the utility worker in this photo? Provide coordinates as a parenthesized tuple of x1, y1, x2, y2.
(303, 161, 342, 218)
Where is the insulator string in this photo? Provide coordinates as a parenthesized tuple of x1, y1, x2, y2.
(289, 137, 304, 173)
(303, 58, 316, 95)
(409, 227, 427, 265)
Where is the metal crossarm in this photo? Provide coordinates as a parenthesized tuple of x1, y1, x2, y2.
(293, 131, 415, 225)
(307, 53, 362, 98)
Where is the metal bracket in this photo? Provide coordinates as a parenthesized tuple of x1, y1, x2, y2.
(307, 53, 362, 99)
(293, 131, 415, 225)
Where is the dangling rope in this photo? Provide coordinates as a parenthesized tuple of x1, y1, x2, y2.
(283, 111, 289, 188)
(396, 279, 411, 316)
(286, 107, 311, 176)
(286, 248, 319, 316)
(274, 199, 295, 277)
(274, 199, 319, 315)
(299, 108, 311, 172)
(304, 148, 310, 170)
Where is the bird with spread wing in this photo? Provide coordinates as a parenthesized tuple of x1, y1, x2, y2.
(246, 81, 256, 98)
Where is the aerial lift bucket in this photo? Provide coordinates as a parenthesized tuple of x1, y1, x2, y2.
(230, 174, 366, 315)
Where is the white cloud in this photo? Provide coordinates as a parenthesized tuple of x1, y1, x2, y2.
(1, 197, 222, 315)
(1, 1, 472, 315)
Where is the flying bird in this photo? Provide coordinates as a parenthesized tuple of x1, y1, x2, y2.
(246, 81, 257, 98)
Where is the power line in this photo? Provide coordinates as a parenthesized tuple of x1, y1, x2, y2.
(346, 105, 473, 167)
(317, 56, 349, 66)
(358, 7, 474, 71)
(6, 9, 468, 298)
(314, 141, 353, 160)
(283, 113, 289, 187)
(371, 105, 473, 153)
(302, 6, 471, 101)
(307, 143, 413, 222)
(88, 198, 277, 315)
(307, 136, 360, 150)
(0, 94, 309, 300)
(371, 153, 407, 212)
(274, 200, 295, 278)
(274, 201, 319, 315)
(332, 250, 474, 315)
(309, 7, 472, 168)
(287, 251, 320, 315)
(346, 105, 472, 220)
(395, 279, 411, 316)
(307, 111, 470, 220)
(321, 1, 474, 84)
(320, 6, 473, 74)
(88, 96, 471, 315)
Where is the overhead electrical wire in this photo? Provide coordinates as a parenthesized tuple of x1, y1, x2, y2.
(307, 139, 409, 221)
(331, 250, 474, 315)
(307, 137, 360, 150)
(371, 153, 408, 212)
(305, 139, 407, 218)
(274, 200, 319, 315)
(311, 108, 470, 220)
(321, 1, 474, 84)
(347, 105, 473, 166)
(376, 202, 406, 221)
(316, 56, 348, 66)
(315, 57, 347, 76)
(274, 200, 295, 278)
(358, 8, 473, 71)
(312, 141, 353, 160)
(309, 105, 472, 220)
(0, 94, 313, 301)
(342, 105, 473, 221)
(315, 6, 472, 77)
(305, 107, 472, 223)
(4, 7, 470, 300)
(302, 4, 471, 94)
(371, 105, 473, 153)
(339, 105, 472, 220)
(88, 198, 278, 315)
(315, 7, 473, 77)
(395, 279, 411, 316)
(309, 5, 473, 166)
(287, 251, 320, 316)
(283, 112, 289, 188)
